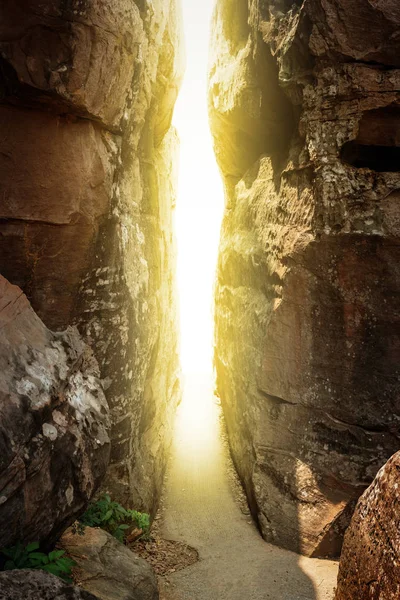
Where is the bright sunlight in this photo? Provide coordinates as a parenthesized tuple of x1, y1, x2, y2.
(173, 0, 224, 376)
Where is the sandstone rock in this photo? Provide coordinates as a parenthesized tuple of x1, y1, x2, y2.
(0, 0, 143, 130)
(210, 0, 400, 557)
(60, 527, 158, 600)
(0, 275, 110, 547)
(335, 451, 400, 600)
(209, 0, 293, 188)
(0, 106, 115, 331)
(0, 570, 99, 600)
(0, 0, 184, 514)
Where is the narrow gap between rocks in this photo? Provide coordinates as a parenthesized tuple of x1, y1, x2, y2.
(134, 4, 339, 600)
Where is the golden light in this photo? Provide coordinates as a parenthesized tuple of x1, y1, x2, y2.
(173, 0, 224, 377)
(173, 374, 220, 463)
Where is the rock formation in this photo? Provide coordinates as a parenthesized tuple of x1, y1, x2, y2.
(209, 0, 400, 557)
(335, 451, 400, 600)
(0, 570, 99, 600)
(0, 0, 184, 513)
(61, 527, 158, 600)
(0, 275, 110, 548)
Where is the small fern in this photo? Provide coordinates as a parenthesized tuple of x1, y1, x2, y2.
(78, 494, 150, 543)
(0, 542, 75, 583)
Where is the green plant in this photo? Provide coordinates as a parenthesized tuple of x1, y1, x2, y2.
(0, 542, 75, 583)
(78, 494, 150, 543)
(128, 509, 150, 535)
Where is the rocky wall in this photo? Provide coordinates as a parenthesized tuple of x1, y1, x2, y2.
(0, 0, 184, 514)
(209, 0, 400, 557)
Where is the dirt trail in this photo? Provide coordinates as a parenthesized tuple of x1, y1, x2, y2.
(159, 374, 338, 600)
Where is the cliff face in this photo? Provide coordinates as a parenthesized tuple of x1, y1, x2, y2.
(210, 0, 400, 557)
(0, 0, 183, 513)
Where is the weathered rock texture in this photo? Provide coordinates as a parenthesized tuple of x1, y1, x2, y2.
(0, 0, 183, 513)
(335, 451, 400, 600)
(61, 527, 158, 600)
(0, 275, 110, 548)
(209, 0, 400, 557)
(0, 570, 99, 600)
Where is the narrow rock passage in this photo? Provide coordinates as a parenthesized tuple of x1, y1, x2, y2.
(159, 374, 338, 600)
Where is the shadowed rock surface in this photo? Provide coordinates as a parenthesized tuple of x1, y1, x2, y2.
(209, 0, 400, 557)
(61, 527, 158, 600)
(0, 275, 110, 548)
(0, 569, 98, 600)
(0, 570, 99, 600)
(335, 451, 400, 600)
(0, 0, 184, 514)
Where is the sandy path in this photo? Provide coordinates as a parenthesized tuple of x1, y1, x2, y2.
(159, 374, 338, 600)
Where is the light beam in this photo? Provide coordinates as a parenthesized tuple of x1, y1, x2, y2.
(173, 0, 224, 376)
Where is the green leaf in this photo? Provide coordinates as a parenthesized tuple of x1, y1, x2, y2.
(16, 554, 31, 569)
(42, 563, 62, 576)
(13, 543, 23, 562)
(28, 552, 47, 561)
(56, 557, 76, 570)
(48, 550, 65, 562)
(3, 560, 15, 570)
(0, 548, 16, 560)
(28, 560, 45, 569)
(113, 527, 125, 543)
(25, 542, 40, 553)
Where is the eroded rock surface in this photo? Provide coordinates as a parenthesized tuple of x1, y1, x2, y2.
(0, 275, 110, 547)
(335, 451, 400, 600)
(0, 0, 184, 513)
(210, 0, 400, 557)
(61, 527, 158, 600)
(0, 570, 99, 600)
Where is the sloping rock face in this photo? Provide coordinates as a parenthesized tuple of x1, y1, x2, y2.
(209, 0, 400, 557)
(0, 570, 99, 600)
(335, 451, 400, 600)
(0, 0, 183, 513)
(0, 275, 110, 548)
(61, 527, 158, 600)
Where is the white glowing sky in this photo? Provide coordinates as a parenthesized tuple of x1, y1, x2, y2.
(173, 0, 224, 374)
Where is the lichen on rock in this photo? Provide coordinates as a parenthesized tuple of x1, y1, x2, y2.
(0, 275, 110, 548)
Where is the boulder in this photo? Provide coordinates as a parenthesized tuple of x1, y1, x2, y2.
(60, 527, 158, 600)
(0, 275, 110, 547)
(335, 451, 400, 600)
(0, 570, 99, 600)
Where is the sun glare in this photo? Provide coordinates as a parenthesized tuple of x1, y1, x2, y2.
(173, 0, 224, 376)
